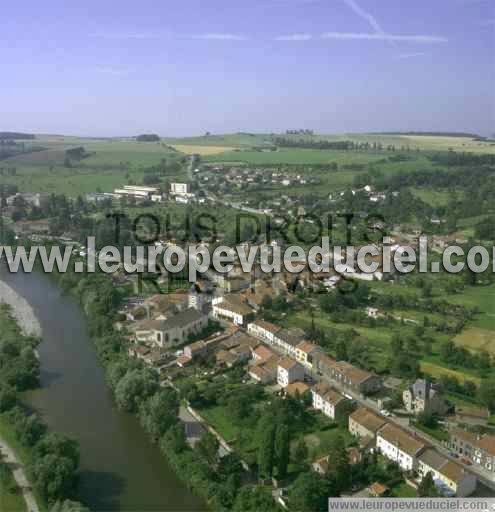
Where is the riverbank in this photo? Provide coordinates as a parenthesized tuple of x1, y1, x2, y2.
(1, 269, 206, 511)
(0, 425, 40, 512)
(0, 276, 42, 338)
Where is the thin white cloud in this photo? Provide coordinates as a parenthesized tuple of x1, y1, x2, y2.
(95, 67, 129, 75)
(192, 33, 247, 40)
(397, 52, 427, 59)
(321, 32, 448, 43)
(342, 0, 385, 35)
(275, 33, 313, 41)
(89, 32, 159, 39)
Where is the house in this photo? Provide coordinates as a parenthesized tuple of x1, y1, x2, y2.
(128, 345, 151, 360)
(273, 328, 306, 357)
(212, 296, 254, 326)
(277, 357, 305, 388)
(295, 341, 322, 368)
(251, 344, 276, 364)
(418, 448, 477, 497)
(144, 292, 189, 319)
(247, 319, 281, 344)
(376, 423, 428, 471)
(447, 428, 495, 474)
(249, 355, 279, 384)
(315, 354, 382, 395)
(367, 483, 389, 497)
(349, 407, 388, 443)
(13, 219, 51, 235)
(285, 382, 310, 397)
(311, 383, 348, 421)
(312, 455, 330, 475)
(134, 308, 208, 347)
(403, 379, 449, 416)
(183, 340, 208, 360)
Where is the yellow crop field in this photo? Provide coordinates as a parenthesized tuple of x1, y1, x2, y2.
(454, 328, 495, 356)
(420, 361, 481, 385)
(402, 135, 495, 154)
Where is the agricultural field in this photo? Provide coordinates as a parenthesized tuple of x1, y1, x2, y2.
(204, 148, 386, 166)
(1, 137, 185, 196)
(165, 132, 495, 154)
(169, 144, 236, 156)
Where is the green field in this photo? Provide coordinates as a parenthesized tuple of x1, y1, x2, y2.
(1, 137, 186, 196)
(164, 132, 495, 154)
(204, 148, 385, 165)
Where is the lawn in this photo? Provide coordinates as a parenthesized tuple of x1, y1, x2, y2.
(447, 285, 495, 331)
(410, 188, 455, 207)
(0, 471, 26, 512)
(390, 482, 418, 498)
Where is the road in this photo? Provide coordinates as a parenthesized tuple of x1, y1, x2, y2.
(244, 328, 495, 492)
(311, 367, 495, 492)
(0, 437, 40, 512)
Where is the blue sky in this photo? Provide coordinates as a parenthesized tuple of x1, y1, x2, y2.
(2, 0, 494, 136)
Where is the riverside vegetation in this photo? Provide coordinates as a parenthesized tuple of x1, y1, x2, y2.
(0, 303, 90, 512)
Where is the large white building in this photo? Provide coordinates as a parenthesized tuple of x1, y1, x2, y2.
(376, 423, 427, 471)
(113, 185, 160, 200)
(134, 308, 207, 348)
(418, 449, 477, 497)
(170, 182, 189, 196)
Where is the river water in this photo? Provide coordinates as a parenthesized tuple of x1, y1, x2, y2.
(0, 269, 205, 512)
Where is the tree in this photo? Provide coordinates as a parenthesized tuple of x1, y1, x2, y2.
(289, 473, 334, 512)
(232, 486, 278, 512)
(293, 438, 308, 463)
(274, 424, 290, 479)
(257, 422, 275, 478)
(195, 432, 219, 467)
(0, 384, 17, 412)
(325, 436, 350, 492)
(32, 453, 78, 504)
(114, 368, 158, 412)
(418, 472, 441, 497)
(139, 390, 179, 439)
(478, 378, 495, 413)
(34, 433, 80, 471)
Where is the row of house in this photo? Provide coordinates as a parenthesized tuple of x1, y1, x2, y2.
(348, 407, 477, 497)
(314, 354, 382, 396)
(447, 428, 495, 475)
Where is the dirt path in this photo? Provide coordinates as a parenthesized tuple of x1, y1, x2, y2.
(0, 437, 40, 512)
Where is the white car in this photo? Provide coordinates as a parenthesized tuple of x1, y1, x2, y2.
(380, 409, 391, 417)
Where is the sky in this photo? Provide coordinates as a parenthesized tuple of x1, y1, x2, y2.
(1, 0, 494, 136)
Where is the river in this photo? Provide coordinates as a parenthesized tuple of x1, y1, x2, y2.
(0, 268, 205, 512)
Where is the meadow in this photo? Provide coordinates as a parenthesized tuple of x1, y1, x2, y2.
(166, 132, 495, 154)
(1, 137, 185, 196)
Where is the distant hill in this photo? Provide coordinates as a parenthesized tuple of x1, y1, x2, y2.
(375, 131, 480, 138)
(0, 132, 35, 140)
